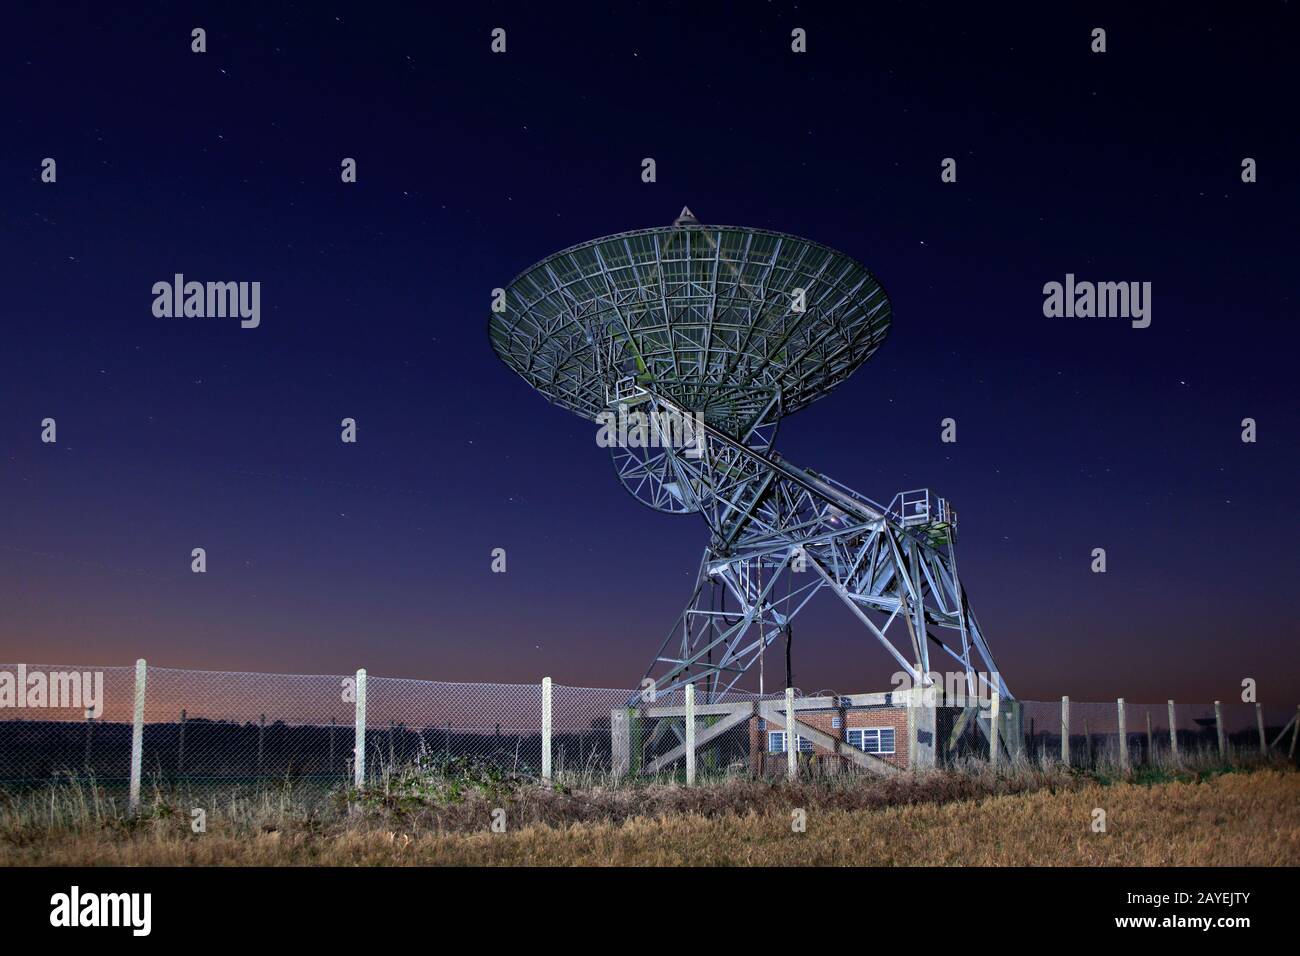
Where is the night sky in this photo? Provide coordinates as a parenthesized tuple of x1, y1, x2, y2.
(2, 2, 1296, 704)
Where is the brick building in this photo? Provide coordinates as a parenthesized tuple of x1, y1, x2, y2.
(748, 692, 912, 772)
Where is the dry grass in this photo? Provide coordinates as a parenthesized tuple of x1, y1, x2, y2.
(1, 766, 1295, 866)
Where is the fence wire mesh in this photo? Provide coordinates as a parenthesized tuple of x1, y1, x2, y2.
(0, 664, 136, 785)
(365, 677, 547, 776)
(1013, 699, 1295, 771)
(142, 667, 353, 785)
(1, 663, 1296, 792)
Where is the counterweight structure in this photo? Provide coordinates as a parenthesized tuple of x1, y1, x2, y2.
(489, 210, 1010, 704)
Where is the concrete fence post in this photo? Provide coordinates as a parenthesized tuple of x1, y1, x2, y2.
(1168, 700, 1179, 765)
(1214, 700, 1225, 759)
(685, 683, 696, 785)
(353, 668, 367, 787)
(989, 689, 1000, 768)
(1256, 703, 1266, 754)
(128, 658, 147, 813)
(1007, 699, 1023, 762)
(909, 685, 937, 769)
(1117, 698, 1129, 773)
(1145, 711, 1153, 766)
(541, 676, 553, 780)
(611, 708, 631, 777)
(1060, 696, 1070, 766)
(785, 687, 797, 780)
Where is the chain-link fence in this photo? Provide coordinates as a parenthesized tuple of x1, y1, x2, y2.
(1, 663, 1296, 798)
(1013, 698, 1297, 771)
(0, 663, 646, 794)
(0, 664, 136, 785)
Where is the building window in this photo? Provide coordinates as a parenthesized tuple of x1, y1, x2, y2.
(767, 732, 814, 753)
(831, 716, 843, 729)
(847, 727, 896, 755)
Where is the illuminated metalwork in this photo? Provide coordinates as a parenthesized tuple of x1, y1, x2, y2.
(490, 210, 1010, 704)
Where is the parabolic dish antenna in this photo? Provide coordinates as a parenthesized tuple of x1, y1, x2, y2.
(489, 207, 892, 441)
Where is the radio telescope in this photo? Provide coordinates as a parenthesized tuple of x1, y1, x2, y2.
(490, 209, 1010, 703)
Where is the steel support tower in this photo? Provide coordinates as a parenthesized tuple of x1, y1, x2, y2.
(490, 210, 1011, 704)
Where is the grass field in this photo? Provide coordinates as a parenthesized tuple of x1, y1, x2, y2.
(2, 759, 1296, 866)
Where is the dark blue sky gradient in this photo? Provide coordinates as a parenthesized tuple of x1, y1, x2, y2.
(2, 2, 1297, 702)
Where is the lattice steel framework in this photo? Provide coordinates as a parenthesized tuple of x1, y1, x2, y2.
(490, 210, 1011, 704)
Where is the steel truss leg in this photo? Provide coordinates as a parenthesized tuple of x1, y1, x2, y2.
(631, 390, 1011, 704)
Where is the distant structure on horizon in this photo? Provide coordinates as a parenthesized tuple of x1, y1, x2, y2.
(490, 209, 1010, 707)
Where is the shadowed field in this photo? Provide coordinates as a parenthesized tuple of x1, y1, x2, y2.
(1, 765, 1295, 866)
